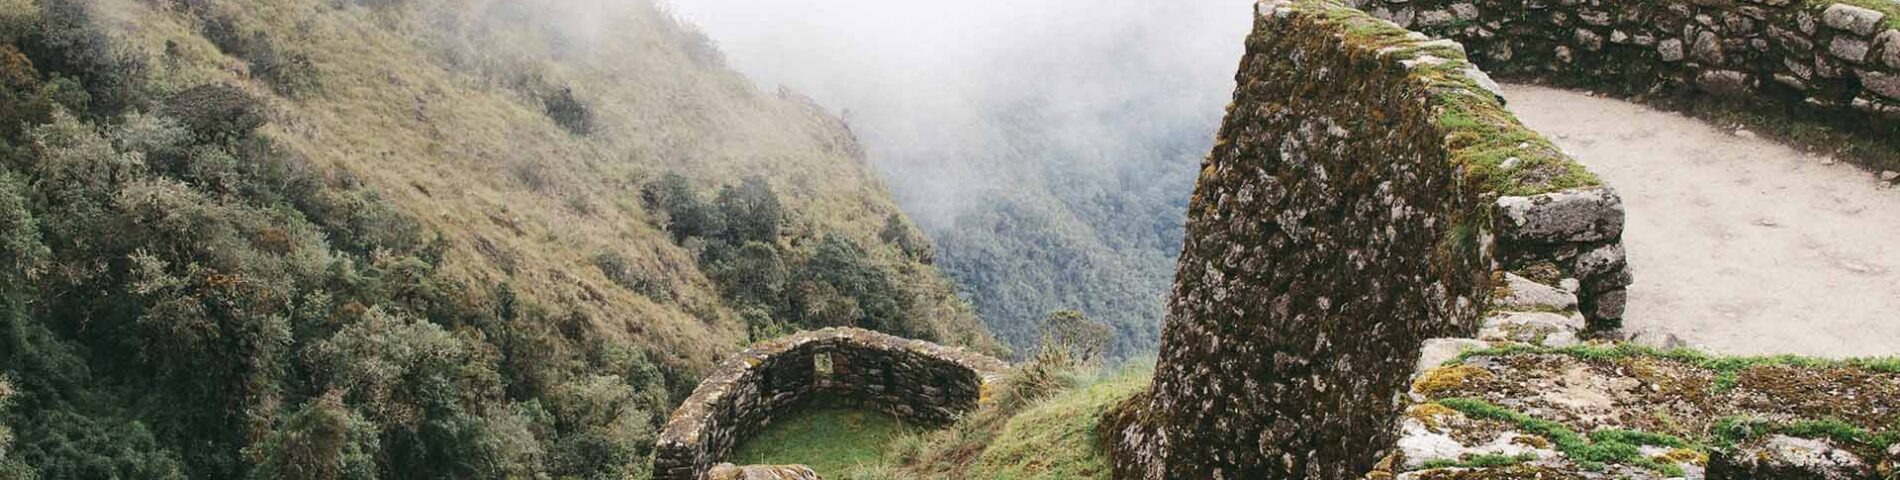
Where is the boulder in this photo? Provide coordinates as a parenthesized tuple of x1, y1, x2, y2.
(1498, 273, 1579, 312)
(1708, 435, 1873, 480)
(1495, 188, 1625, 244)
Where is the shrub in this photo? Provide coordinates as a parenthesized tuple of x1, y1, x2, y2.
(713, 177, 782, 244)
(1038, 310, 1111, 362)
(159, 84, 267, 142)
(542, 86, 592, 135)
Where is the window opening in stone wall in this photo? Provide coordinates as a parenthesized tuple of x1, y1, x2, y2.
(814, 353, 834, 380)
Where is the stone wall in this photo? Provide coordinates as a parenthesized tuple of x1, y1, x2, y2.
(1102, 0, 1627, 477)
(652, 327, 1008, 480)
(1348, 0, 1900, 130)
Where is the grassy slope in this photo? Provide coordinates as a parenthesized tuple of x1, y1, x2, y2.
(93, 0, 997, 377)
(965, 371, 1147, 479)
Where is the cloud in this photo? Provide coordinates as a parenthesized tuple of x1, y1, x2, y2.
(664, 0, 1256, 228)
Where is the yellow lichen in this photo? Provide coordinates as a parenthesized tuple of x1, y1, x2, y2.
(1511, 435, 1551, 449)
(1413, 364, 1495, 397)
(1407, 403, 1461, 432)
(1653, 448, 1707, 466)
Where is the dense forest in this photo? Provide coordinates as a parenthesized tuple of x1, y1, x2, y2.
(0, 0, 995, 477)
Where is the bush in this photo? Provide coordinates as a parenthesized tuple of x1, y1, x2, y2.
(542, 86, 593, 135)
(160, 84, 267, 142)
(713, 177, 782, 244)
(1038, 310, 1112, 362)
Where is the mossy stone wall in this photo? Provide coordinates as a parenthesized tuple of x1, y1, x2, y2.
(1348, 0, 1900, 132)
(1104, 0, 1630, 477)
(652, 328, 1008, 480)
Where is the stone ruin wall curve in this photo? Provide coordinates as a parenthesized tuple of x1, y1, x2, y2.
(652, 327, 1009, 480)
(1352, 0, 1900, 129)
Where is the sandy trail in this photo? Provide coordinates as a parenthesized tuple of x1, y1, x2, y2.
(1501, 84, 1900, 358)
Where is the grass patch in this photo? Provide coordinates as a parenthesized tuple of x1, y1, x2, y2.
(1435, 398, 1690, 475)
(1712, 416, 1900, 461)
(730, 408, 913, 476)
(1421, 452, 1538, 469)
(965, 370, 1151, 479)
(1447, 343, 1900, 390)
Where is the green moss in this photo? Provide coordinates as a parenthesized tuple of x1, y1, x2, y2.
(1712, 416, 1900, 460)
(1289, 0, 1601, 197)
(1434, 399, 1690, 476)
(1421, 452, 1538, 469)
(1447, 343, 1900, 392)
(730, 408, 914, 476)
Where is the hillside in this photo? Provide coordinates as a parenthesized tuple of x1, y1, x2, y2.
(666, 0, 1255, 357)
(0, 0, 995, 477)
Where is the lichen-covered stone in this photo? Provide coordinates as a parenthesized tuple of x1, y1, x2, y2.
(1498, 272, 1579, 312)
(1104, 0, 1621, 477)
(1495, 188, 1624, 244)
(703, 463, 823, 480)
(1104, 1, 1509, 476)
(1708, 435, 1875, 479)
(1478, 311, 1582, 347)
(1822, 4, 1886, 36)
(1350, 0, 1900, 143)
(653, 328, 1007, 480)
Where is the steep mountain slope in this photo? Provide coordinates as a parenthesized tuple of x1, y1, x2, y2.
(667, 0, 1255, 357)
(0, 0, 994, 477)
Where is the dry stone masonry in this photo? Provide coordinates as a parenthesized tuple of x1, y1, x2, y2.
(1346, 0, 1900, 131)
(652, 327, 1008, 480)
(1101, 0, 1898, 478)
(1101, 0, 1628, 476)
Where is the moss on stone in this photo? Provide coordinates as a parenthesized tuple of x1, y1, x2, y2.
(1414, 364, 1496, 397)
(1435, 398, 1691, 475)
(1285, 0, 1601, 198)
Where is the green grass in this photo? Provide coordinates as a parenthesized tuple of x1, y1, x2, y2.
(1435, 398, 1690, 475)
(729, 408, 914, 476)
(965, 370, 1150, 479)
(1447, 343, 1900, 390)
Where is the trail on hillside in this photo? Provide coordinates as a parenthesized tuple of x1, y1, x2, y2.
(1503, 84, 1900, 358)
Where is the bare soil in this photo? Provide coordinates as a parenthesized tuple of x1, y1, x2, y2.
(1502, 84, 1900, 358)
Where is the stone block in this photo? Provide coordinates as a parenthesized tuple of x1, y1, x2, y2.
(1709, 435, 1875, 479)
(1495, 187, 1625, 244)
(1498, 272, 1579, 311)
(1823, 4, 1886, 36)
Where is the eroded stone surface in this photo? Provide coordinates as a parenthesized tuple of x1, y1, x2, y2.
(1708, 435, 1873, 479)
(1498, 272, 1579, 312)
(704, 463, 823, 480)
(1496, 188, 1625, 244)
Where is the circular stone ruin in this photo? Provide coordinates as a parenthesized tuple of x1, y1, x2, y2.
(652, 327, 1009, 480)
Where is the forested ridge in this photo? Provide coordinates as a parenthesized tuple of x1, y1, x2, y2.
(0, 0, 995, 477)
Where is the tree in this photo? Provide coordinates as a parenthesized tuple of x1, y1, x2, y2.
(641, 173, 721, 242)
(1038, 310, 1111, 362)
(248, 392, 378, 480)
(713, 176, 782, 245)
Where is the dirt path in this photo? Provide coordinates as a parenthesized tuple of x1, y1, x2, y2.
(1502, 84, 1900, 358)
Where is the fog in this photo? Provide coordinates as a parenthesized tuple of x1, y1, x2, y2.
(664, 0, 1256, 228)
